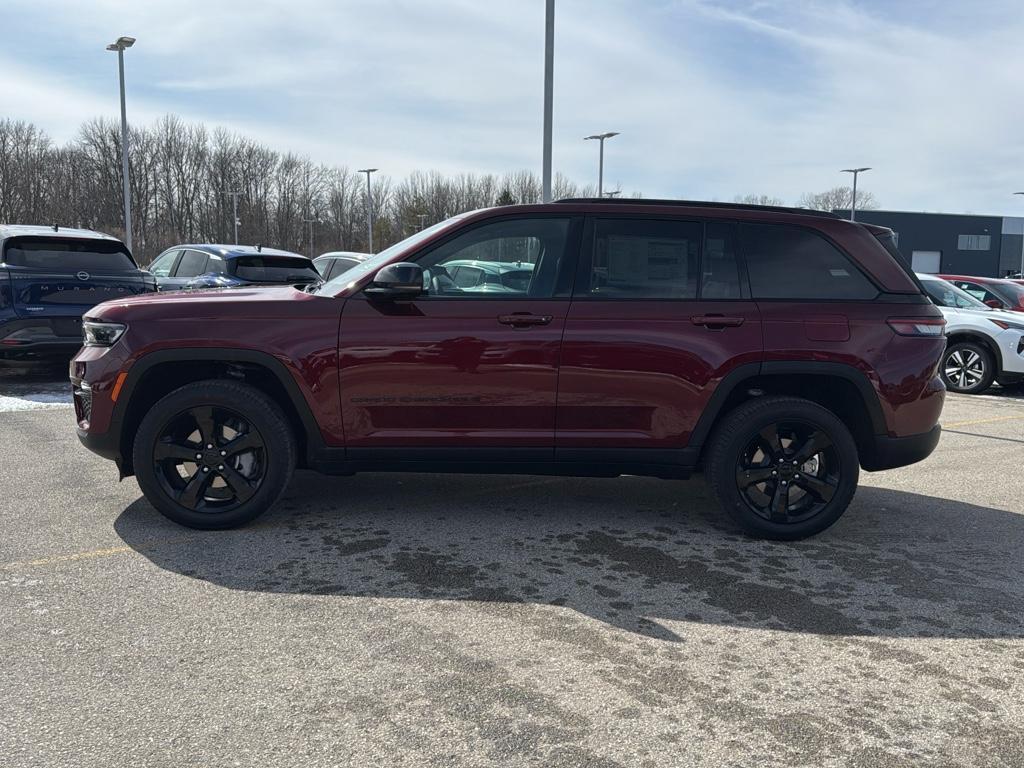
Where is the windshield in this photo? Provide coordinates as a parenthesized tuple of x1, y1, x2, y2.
(232, 256, 319, 283)
(920, 277, 989, 309)
(4, 238, 136, 272)
(319, 213, 473, 295)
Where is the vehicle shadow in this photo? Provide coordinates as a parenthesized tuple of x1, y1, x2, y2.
(114, 473, 1024, 641)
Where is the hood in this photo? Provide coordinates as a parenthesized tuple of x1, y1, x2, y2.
(85, 284, 333, 323)
(955, 306, 1024, 324)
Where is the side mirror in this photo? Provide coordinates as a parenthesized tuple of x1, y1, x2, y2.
(984, 298, 1003, 309)
(365, 263, 424, 299)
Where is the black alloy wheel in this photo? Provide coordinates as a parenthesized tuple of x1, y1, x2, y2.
(133, 380, 296, 529)
(152, 405, 266, 514)
(735, 421, 840, 524)
(705, 396, 859, 540)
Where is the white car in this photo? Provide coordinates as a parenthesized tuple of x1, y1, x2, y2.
(918, 273, 1024, 394)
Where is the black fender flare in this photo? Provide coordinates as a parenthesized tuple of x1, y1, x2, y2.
(688, 360, 887, 449)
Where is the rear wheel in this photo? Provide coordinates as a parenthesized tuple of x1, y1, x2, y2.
(941, 341, 995, 394)
(705, 396, 859, 540)
(133, 380, 296, 529)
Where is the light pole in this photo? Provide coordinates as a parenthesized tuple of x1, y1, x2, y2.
(222, 190, 242, 244)
(542, 0, 555, 202)
(584, 132, 619, 198)
(841, 167, 871, 221)
(106, 35, 136, 253)
(303, 218, 318, 259)
(1014, 192, 1024, 277)
(358, 168, 378, 252)
(416, 212, 427, 230)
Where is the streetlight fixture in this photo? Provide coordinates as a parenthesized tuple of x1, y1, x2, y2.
(541, 0, 555, 202)
(584, 132, 619, 198)
(841, 167, 871, 221)
(106, 35, 136, 253)
(358, 168, 378, 253)
(1014, 192, 1024, 278)
(222, 190, 242, 244)
(303, 218, 318, 259)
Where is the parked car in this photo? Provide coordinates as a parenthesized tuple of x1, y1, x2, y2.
(436, 259, 536, 293)
(313, 251, 371, 282)
(71, 199, 947, 540)
(937, 274, 1024, 313)
(0, 225, 155, 359)
(918, 273, 1024, 394)
(147, 244, 320, 291)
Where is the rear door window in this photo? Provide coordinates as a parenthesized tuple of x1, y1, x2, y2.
(173, 250, 209, 278)
(576, 218, 701, 299)
(740, 224, 879, 300)
(148, 249, 180, 277)
(4, 239, 136, 272)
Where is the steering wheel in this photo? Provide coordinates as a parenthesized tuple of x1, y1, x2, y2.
(429, 265, 457, 295)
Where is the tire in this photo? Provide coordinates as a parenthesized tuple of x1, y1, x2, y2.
(704, 396, 860, 540)
(941, 341, 996, 395)
(133, 379, 296, 529)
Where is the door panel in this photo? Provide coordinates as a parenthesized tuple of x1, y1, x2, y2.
(339, 297, 567, 447)
(556, 300, 762, 448)
(337, 214, 580, 450)
(555, 217, 762, 450)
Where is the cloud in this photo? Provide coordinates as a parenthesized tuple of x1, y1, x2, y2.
(1, 0, 1022, 213)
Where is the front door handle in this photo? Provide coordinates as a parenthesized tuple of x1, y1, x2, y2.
(691, 314, 745, 329)
(498, 313, 553, 327)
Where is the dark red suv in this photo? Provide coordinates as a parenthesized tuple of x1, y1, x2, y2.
(71, 200, 947, 539)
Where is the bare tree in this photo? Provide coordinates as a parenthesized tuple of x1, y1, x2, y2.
(733, 193, 786, 206)
(798, 186, 878, 213)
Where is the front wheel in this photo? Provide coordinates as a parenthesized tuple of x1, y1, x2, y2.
(941, 341, 995, 394)
(704, 396, 860, 540)
(133, 380, 296, 529)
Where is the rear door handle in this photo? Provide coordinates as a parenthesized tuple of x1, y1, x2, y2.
(691, 314, 745, 329)
(498, 313, 553, 327)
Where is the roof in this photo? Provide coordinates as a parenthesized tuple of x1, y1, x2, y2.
(171, 244, 306, 259)
(554, 197, 841, 220)
(0, 224, 122, 242)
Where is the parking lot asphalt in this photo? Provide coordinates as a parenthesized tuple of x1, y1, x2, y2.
(2, 363, 1023, 767)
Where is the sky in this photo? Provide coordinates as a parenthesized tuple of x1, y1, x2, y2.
(2, 0, 1023, 214)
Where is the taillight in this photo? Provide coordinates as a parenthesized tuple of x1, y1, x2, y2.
(887, 317, 946, 337)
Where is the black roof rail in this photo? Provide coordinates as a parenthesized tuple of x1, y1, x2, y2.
(553, 197, 842, 220)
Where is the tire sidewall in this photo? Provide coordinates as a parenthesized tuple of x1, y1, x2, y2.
(133, 381, 295, 529)
(707, 399, 860, 540)
(942, 341, 995, 395)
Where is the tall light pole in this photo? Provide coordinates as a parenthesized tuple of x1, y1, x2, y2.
(358, 168, 378, 252)
(1014, 192, 1024, 277)
(303, 218, 318, 259)
(106, 35, 136, 253)
(541, 0, 555, 202)
(416, 212, 427, 230)
(584, 132, 619, 198)
(222, 190, 241, 244)
(841, 167, 871, 221)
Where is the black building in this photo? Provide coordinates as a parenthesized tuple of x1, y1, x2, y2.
(833, 209, 1024, 278)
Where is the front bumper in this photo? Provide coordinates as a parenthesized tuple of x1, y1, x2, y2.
(861, 424, 942, 472)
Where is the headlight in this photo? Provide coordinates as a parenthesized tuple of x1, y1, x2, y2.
(82, 320, 126, 347)
(989, 318, 1024, 332)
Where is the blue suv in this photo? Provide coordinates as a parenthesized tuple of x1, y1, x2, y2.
(147, 244, 320, 292)
(0, 225, 155, 359)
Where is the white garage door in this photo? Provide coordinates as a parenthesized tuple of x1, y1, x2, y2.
(911, 250, 941, 273)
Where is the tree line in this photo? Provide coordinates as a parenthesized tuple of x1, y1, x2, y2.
(0, 115, 876, 265)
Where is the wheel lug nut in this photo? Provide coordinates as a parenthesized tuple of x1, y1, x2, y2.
(781, 481, 788, 486)
(206, 444, 213, 449)
(202, 466, 209, 472)
(794, 473, 800, 479)
(220, 450, 226, 456)
(771, 471, 778, 476)
(218, 465, 224, 470)
(195, 453, 202, 460)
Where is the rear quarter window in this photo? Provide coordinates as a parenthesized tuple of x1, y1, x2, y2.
(3, 238, 136, 272)
(740, 224, 879, 300)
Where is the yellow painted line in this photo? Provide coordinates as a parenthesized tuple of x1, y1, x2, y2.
(1, 536, 193, 571)
(942, 414, 1024, 429)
